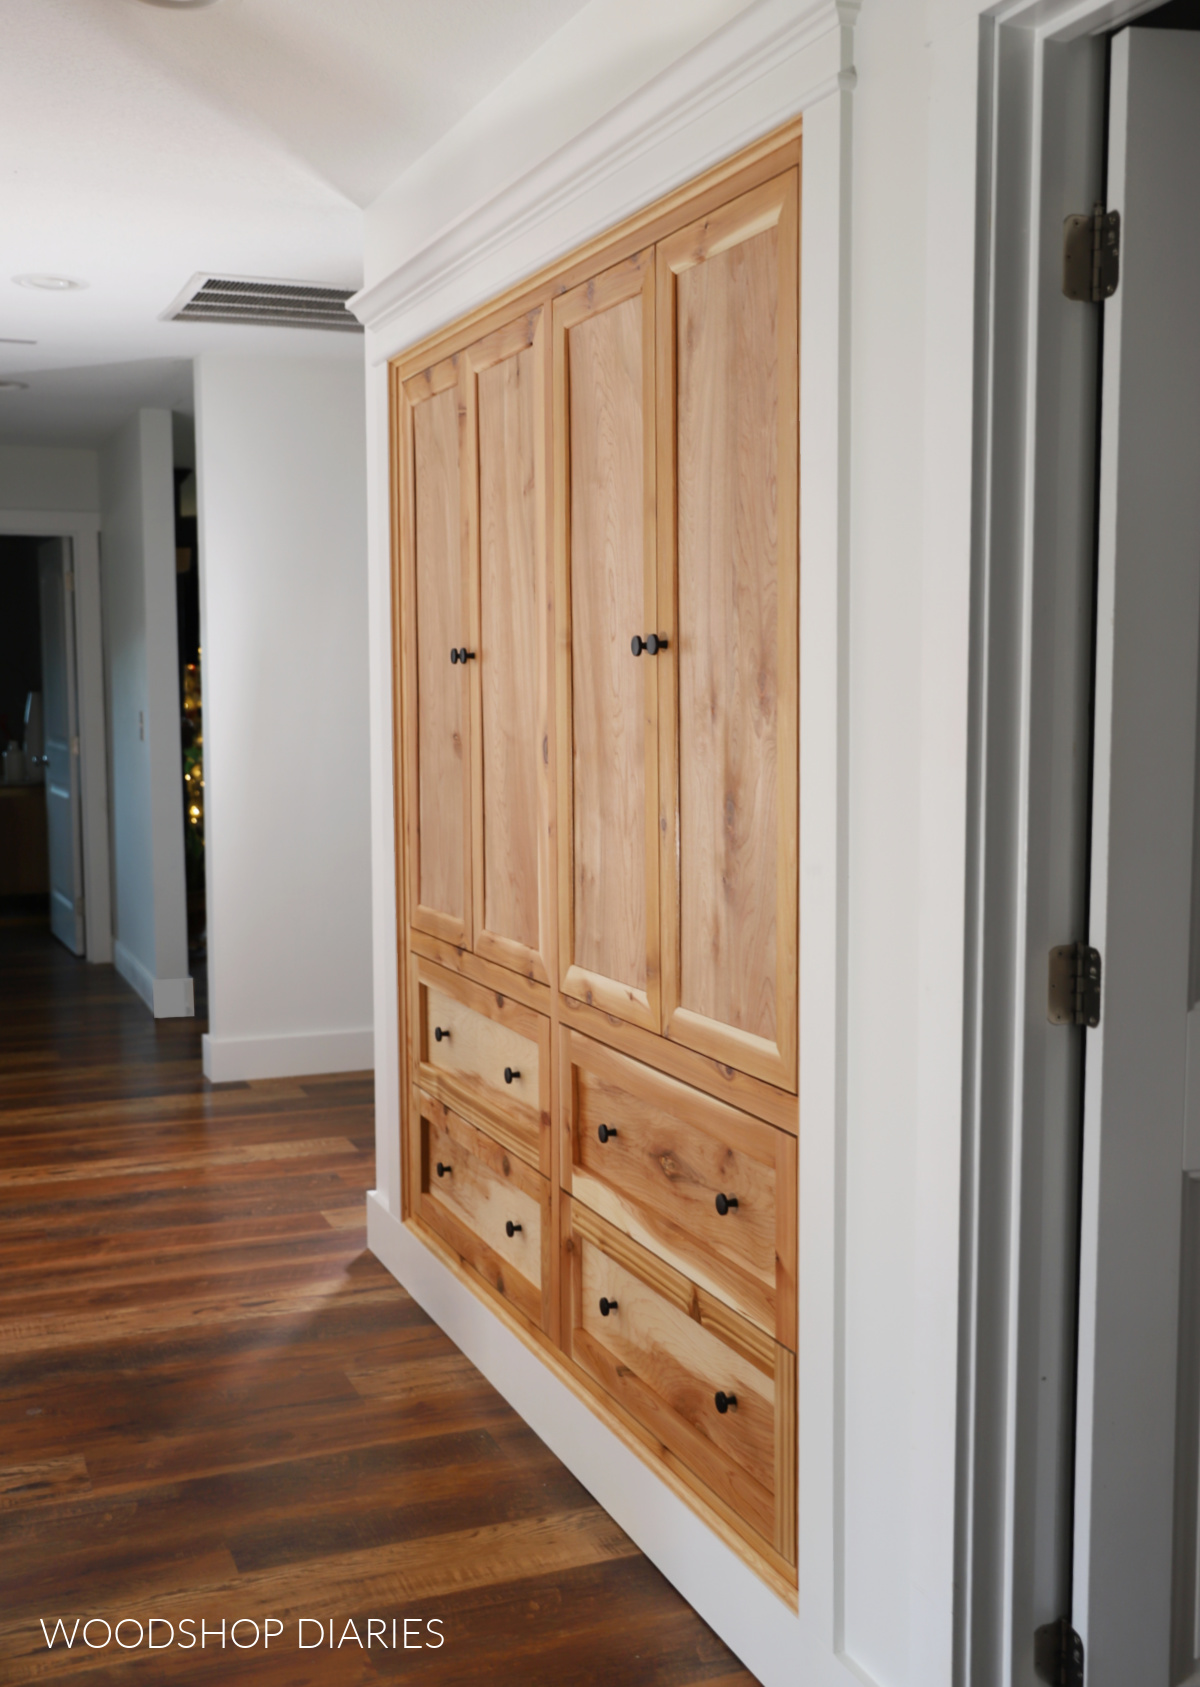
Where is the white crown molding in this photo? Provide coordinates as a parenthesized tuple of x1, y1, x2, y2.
(350, 0, 857, 353)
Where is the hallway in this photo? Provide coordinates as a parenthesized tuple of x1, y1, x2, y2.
(0, 911, 756, 1685)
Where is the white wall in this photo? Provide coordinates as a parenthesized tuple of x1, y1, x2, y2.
(0, 444, 99, 513)
(194, 353, 372, 1083)
(100, 409, 191, 1016)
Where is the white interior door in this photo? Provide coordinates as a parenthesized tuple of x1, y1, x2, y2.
(1073, 26, 1200, 1687)
(38, 538, 86, 956)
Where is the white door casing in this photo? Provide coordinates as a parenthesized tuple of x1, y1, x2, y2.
(38, 537, 86, 957)
(1073, 27, 1200, 1687)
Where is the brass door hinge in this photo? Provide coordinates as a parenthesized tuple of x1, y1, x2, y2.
(1034, 1616, 1084, 1686)
(1063, 204, 1120, 302)
(1048, 943, 1102, 1028)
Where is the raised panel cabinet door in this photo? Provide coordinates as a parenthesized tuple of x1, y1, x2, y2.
(657, 172, 799, 1091)
(400, 356, 473, 946)
(465, 311, 552, 985)
(554, 249, 660, 1032)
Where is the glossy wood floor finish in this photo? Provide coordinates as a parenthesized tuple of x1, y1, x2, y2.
(0, 913, 759, 1686)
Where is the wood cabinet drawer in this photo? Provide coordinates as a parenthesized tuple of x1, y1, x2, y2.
(560, 1030, 795, 1346)
(412, 955, 550, 1174)
(417, 1094, 553, 1333)
(564, 1199, 795, 1561)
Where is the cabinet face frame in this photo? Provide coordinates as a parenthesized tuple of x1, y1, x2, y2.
(656, 170, 800, 1092)
(463, 309, 553, 987)
(553, 249, 661, 1034)
(399, 354, 474, 948)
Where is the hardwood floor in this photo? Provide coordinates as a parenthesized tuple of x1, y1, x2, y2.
(0, 910, 759, 1685)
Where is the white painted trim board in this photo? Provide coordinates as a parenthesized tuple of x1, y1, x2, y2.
(202, 1027, 374, 1084)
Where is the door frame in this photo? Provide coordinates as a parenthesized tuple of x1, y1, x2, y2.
(962, 1, 1167, 1681)
(0, 510, 112, 963)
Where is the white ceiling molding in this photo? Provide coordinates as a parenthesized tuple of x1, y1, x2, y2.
(350, 0, 858, 356)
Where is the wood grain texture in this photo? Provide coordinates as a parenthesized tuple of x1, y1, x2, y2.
(408, 925, 552, 1013)
(0, 914, 759, 1685)
(406, 360, 472, 943)
(554, 253, 660, 1031)
(561, 1030, 792, 1344)
(467, 310, 551, 984)
(657, 172, 799, 1090)
(412, 954, 550, 1175)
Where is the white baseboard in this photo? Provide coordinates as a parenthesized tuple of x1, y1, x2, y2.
(202, 1026, 374, 1083)
(113, 941, 192, 1018)
(365, 1192, 800, 1687)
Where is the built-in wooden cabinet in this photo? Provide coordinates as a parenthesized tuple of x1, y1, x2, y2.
(393, 124, 801, 1599)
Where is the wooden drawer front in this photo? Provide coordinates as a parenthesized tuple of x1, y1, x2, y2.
(566, 1201, 795, 1560)
(418, 1095, 552, 1332)
(413, 956, 550, 1174)
(562, 1030, 795, 1345)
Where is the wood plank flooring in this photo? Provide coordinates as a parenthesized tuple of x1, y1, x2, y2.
(0, 912, 759, 1684)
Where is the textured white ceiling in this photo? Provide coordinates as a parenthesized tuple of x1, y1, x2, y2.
(0, 0, 592, 445)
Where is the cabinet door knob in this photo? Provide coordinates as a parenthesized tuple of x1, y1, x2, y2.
(714, 1391, 738, 1414)
(599, 1296, 618, 1317)
(505, 1220, 523, 1238)
(504, 1066, 521, 1084)
(450, 646, 459, 664)
(454, 647, 475, 663)
(714, 1193, 739, 1216)
(436, 1162, 451, 1178)
(433, 1026, 450, 1043)
(630, 633, 669, 657)
(597, 1123, 617, 1143)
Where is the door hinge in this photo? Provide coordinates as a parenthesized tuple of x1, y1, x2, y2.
(1063, 204, 1120, 302)
(1034, 1617, 1084, 1686)
(1048, 942, 1102, 1028)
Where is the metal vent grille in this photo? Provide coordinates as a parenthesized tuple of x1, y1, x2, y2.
(164, 274, 362, 333)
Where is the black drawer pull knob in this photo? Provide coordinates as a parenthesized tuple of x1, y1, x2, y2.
(504, 1067, 520, 1084)
(630, 633, 668, 657)
(714, 1391, 738, 1414)
(599, 1297, 618, 1317)
(433, 1026, 450, 1043)
(436, 1162, 451, 1178)
(505, 1220, 522, 1238)
(597, 1124, 617, 1143)
(449, 646, 475, 664)
(714, 1193, 739, 1216)
(449, 646, 459, 664)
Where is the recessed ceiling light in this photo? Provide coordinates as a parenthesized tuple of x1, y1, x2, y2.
(13, 274, 87, 292)
(0, 380, 30, 391)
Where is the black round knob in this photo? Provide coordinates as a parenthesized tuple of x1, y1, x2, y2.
(434, 1026, 450, 1043)
(714, 1193, 739, 1216)
(631, 633, 668, 656)
(504, 1066, 521, 1084)
(459, 648, 475, 662)
(599, 1296, 618, 1317)
(450, 646, 459, 664)
(714, 1391, 738, 1414)
(436, 1162, 451, 1178)
(505, 1220, 522, 1238)
(631, 634, 645, 656)
(597, 1124, 617, 1144)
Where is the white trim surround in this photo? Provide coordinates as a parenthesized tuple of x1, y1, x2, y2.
(0, 508, 112, 966)
(201, 1027, 374, 1085)
(349, 0, 857, 355)
(359, 3, 854, 1684)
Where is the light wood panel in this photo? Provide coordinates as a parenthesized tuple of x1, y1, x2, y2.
(554, 251, 660, 1031)
(564, 1200, 793, 1559)
(466, 310, 552, 985)
(402, 357, 473, 946)
(411, 955, 550, 1176)
(657, 172, 799, 1091)
(561, 1030, 796, 1345)
(418, 1095, 553, 1335)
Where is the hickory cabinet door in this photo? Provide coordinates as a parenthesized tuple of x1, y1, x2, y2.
(400, 356, 473, 948)
(656, 173, 799, 1091)
(465, 311, 552, 985)
(553, 251, 661, 1032)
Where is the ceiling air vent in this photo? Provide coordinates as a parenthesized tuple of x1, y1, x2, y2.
(163, 274, 362, 333)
